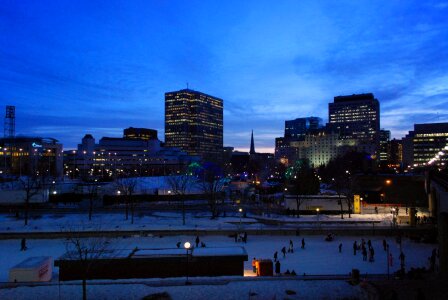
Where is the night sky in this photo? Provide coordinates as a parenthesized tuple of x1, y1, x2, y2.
(1, 0, 448, 152)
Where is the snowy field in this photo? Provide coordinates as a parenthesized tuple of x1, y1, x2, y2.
(1, 278, 366, 300)
(0, 234, 437, 299)
(0, 211, 398, 233)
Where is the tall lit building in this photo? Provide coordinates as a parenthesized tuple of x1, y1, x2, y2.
(165, 89, 223, 161)
(379, 129, 391, 164)
(329, 93, 380, 155)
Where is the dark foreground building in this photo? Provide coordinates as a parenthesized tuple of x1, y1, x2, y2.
(56, 247, 247, 280)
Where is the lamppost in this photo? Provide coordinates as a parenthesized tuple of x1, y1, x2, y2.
(316, 208, 320, 228)
(239, 208, 243, 231)
(47, 149, 52, 178)
(19, 148, 23, 177)
(3, 147, 7, 173)
(83, 150, 87, 179)
(184, 241, 191, 285)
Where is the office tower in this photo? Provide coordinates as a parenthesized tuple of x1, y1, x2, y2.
(329, 93, 380, 155)
(285, 117, 323, 139)
(123, 127, 158, 141)
(389, 138, 403, 167)
(404, 123, 448, 167)
(379, 129, 391, 163)
(165, 89, 223, 161)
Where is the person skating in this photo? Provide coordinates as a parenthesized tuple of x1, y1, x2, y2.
(20, 238, 27, 251)
(289, 240, 294, 253)
(338, 243, 342, 253)
(281, 246, 286, 258)
(275, 260, 281, 275)
(383, 239, 387, 251)
(367, 240, 372, 250)
(301, 238, 305, 249)
(274, 251, 278, 262)
(362, 247, 367, 261)
(353, 241, 357, 255)
(195, 236, 200, 247)
(399, 251, 405, 269)
(369, 247, 375, 262)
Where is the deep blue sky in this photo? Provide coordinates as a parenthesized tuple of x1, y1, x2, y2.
(1, 0, 448, 152)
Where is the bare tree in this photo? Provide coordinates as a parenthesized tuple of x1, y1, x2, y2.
(199, 177, 227, 219)
(115, 177, 138, 223)
(286, 159, 319, 218)
(62, 226, 111, 300)
(85, 180, 99, 221)
(331, 172, 353, 219)
(19, 175, 42, 226)
(167, 174, 195, 225)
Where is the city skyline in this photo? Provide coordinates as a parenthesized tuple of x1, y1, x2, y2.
(1, 0, 448, 152)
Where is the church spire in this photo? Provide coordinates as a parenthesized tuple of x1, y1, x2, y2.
(250, 130, 256, 155)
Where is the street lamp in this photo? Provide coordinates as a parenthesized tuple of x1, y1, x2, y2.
(19, 148, 23, 177)
(316, 208, 320, 227)
(184, 241, 192, 285)
(238, 208, 243, 230)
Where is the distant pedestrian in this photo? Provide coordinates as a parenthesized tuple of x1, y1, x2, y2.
(243, 232, 247, 243)
(281, 246, 286, 258)
(289, 240, 294, 253)
(369, 247, 375, 262)
(274, 251, 278, 262)
(275, 260, 281, 275)
(20, 238, 27, 251)
(375, 206, 378, 214)
(252, 257, 257, 273)
(195, 236, 200, 247)
(383, 239, 387, 251)
(176, 241, 181, 248)
(362, 247, 367, 261)
(430, 252, 436, 272)
(301, 238, 305, 249)
(353, 241, 357, 255)
(399, 251, 405, 268)
(367, 240, 372, 250)
(338, 243, 342, 253)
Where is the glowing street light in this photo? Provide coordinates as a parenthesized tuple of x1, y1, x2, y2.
(184, 241, 192, 285)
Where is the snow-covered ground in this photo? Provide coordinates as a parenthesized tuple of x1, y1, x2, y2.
(1, 278, 366, 300)
(0, 210, 436, 299)
(0, 211, 400, 233)
(0, 234, 437, 299)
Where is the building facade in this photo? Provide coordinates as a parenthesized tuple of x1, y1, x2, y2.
(123, 127, 158, 141)
(289, 130, 357, 167)
(165, 89, 223, 161)
(408, 123, 448, 167)
(328, 93, 380, 155)
(285, 117, 323, 139)
(0, 137, 63, 178)
(66, 132, 198, 178)
(379, 129, 391, 164)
